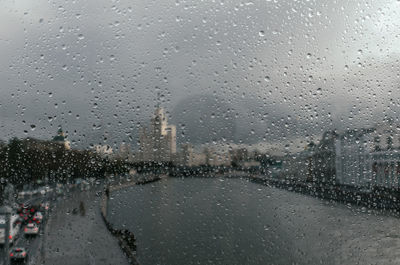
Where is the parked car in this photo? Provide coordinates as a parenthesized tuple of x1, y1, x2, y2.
(32, 212, 43, 224)
(10, 247, 28, 263)
(24, 223, 39, 236)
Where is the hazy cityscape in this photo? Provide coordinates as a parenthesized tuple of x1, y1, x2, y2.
(95, 107, 400, 195)
(3, 0, 400, 264)
(1, 102, 400, 265)
(3, 105, 400, 207)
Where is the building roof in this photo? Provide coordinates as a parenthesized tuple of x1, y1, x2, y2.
(53, 135, 65, 142)
(53, 128, 66, 142)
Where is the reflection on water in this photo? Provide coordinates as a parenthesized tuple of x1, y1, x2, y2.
(108, 177, 400, 265)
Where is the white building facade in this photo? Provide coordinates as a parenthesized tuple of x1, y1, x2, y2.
(94, 144, 113, 157)
(335, 122, 400, 189)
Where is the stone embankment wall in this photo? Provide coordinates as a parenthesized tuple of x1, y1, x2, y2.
(100, 174, 165, 265)
(101, 187, 140, 265)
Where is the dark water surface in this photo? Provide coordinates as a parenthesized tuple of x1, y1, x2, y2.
(108, 177, 400, 265)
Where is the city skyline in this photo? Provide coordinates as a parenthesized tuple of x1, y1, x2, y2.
(7, 105, 400, 159)
(1, 0, 400, 149)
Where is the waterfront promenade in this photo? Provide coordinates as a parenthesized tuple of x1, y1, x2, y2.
(40, 188, 129, 265)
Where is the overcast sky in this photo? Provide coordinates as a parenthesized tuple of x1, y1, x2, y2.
(1, 0, 400, 151)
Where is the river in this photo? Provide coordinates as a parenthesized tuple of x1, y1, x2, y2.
(107, 177, 400, 265)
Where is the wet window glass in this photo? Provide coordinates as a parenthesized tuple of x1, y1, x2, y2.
(0, 0, 399, 264)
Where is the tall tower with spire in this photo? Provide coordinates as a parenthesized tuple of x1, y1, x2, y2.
(138, 107, 176, 162)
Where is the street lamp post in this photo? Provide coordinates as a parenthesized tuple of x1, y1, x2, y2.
(0, 206, 12, 265)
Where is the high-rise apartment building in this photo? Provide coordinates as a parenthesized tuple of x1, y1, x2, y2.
(138, 107, 176, 162)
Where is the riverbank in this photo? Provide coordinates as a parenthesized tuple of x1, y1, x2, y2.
(169, 171, 400, 214)
(107, 174, 167, 192)
(248, 175, 400, 215)
(99, 174, 165, 265)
